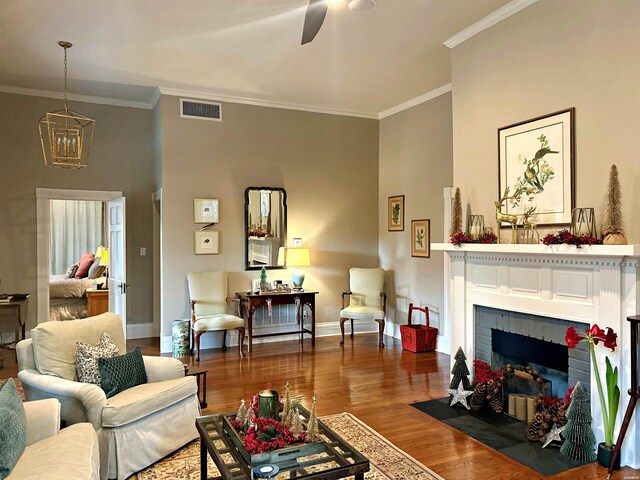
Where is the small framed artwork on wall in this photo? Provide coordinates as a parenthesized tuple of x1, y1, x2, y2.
(411, 219, 430, 258)
(388, 195, 405, 231)
(194, 198, 219, 224)
(194, 230, 219, 255)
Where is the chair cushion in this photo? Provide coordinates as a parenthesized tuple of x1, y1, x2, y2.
(76, 332, 119, 385)
(101, 376, 197, 428)
(31, 313, 126, 381)
(0, 379, 27, 479)
(340, 305, 385, 320)
(193, 314, 244, 332)
(349, 267, 384, 308)
(187, 271, 230, 317)
(98, 348, 148, 399)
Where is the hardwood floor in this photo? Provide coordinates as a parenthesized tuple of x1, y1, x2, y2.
(3, 333, 638, 479)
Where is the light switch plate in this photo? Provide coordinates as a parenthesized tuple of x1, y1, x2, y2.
(140, 247, 146, 256)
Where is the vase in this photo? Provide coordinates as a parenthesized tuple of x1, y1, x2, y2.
(597, 442, 620, 469)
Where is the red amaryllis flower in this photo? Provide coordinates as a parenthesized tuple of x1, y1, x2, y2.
(603, 327, 617, 351)
(565, 326, 583, 349)
(586, 324, 606, 344)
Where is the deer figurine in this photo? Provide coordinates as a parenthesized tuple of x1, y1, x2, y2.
(522, 205, 539, 244)
(494, 187, 518, 244)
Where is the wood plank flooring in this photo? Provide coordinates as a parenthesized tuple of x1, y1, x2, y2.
(3, 333, 638, 479)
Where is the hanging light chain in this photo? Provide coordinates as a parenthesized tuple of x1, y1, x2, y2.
(63, 45, 68, 112)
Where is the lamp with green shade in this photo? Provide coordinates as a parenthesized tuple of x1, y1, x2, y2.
(286, 247, 310, 290)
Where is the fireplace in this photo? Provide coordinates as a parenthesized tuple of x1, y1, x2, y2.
(433, 242, 640, 468)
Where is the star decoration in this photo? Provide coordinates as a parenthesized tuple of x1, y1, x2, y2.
(542, 423, 565, 448)
(447, 383, 473, 409)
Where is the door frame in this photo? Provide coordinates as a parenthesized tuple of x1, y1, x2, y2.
(36, 188, 123, 325)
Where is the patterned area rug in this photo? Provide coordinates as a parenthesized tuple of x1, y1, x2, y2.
(131, 412, 443, 480)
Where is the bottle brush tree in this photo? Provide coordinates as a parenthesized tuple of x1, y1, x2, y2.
(602, 164, 627, 244)
(560, 382, 597, 463)
(450, 187, 463, 236)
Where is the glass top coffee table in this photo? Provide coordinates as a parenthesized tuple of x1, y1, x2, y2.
(195, 406, 369, 480)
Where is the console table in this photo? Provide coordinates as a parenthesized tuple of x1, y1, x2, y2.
(0, 295, 30, 351)
(236, 291, 318, 353)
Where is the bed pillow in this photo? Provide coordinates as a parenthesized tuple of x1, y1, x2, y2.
(98, 348, 147, 398)
(75, 253, 95, 279)
(0, 378, 27, 479)
(66, 263, 79, 278)
(76, 332, 120, 385)
(88, 257, 106, 279)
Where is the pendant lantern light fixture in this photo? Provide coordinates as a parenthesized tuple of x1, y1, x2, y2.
(38, 41, 95, 169)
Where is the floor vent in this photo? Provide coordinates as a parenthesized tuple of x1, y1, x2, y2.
(180, 99, 222, 121)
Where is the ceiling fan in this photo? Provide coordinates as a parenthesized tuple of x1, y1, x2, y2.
(301, 0, 376, 45)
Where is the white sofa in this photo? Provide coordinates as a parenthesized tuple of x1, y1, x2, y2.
(8, 398, 100, 480)
(16, 312, 201, 480)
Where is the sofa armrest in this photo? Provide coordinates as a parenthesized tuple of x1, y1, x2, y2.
(23, 399, 61, 446)
(142, 355, 185, 383)
(18, 369, 106, 430)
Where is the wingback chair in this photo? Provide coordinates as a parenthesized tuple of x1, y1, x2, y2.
(16, 313, 200, 480)
(339, 267, 387, 348)
(187, 271, 245, 361)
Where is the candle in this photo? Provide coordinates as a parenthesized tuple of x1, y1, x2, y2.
(258, 389, 279, 420)
(508, 394, 516, 416)
(527, 396, 536, 423)
(515, 394, 527, 421)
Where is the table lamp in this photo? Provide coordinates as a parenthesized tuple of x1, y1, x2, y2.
(286, 247, 310, 289)
(98, 248, 109, 289)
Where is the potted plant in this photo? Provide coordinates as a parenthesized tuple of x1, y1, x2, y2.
(565, 325, 620, 467)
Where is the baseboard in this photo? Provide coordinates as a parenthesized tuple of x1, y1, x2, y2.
(127, 322, 159, 339)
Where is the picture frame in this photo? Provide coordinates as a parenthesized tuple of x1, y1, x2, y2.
(498, 108, 575, 227)
(388, 195, 405, 231)
(194, 230, 219, 255)
(411, 219, 430, 258)
(194, 198, 219, 224)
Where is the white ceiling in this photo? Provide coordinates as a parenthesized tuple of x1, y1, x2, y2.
(0, 0, 511, 115)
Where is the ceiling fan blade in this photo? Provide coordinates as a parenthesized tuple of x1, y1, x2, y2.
(301, 0, 328, 45)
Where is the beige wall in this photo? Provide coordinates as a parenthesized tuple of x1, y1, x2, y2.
(0, 92, 155, 334)
(452, 0, 640, 242)
(159, 96, 379, 347)
(379, 92, 453, 335)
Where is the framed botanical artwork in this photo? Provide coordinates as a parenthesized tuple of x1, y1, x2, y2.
(411, 219, 430, 258)
(388, 195, 405, 231)
(194, 230, 219, 255)
(194, 198, 219, 224)
(498, 108, 575, 227)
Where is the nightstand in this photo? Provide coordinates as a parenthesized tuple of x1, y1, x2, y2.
(86, 288, 109, 316)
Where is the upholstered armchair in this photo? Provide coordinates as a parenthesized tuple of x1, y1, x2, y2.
(187, 271, 245, 361)
(16, 313, 200, 480)
(339, 267, 387, 348)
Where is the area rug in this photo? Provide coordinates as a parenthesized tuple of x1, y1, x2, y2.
(412, 397, 585, 477)
(130, 412, 443, 480)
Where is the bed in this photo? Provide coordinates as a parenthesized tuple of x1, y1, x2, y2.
(49, 274, 106, 321)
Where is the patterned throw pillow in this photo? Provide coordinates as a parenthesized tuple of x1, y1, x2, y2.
(0, 378, 27, 479)
(98, 347, 147, 398)
(76, 332, 120, 385)
(66, 263, 79, 278)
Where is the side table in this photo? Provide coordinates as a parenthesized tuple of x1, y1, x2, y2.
(185, 365, 208, 409)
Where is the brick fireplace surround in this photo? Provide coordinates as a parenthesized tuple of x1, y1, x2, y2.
(433, 243, 640, 468)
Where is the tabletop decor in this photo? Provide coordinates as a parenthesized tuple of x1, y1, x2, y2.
(449, 188, 463, 237)
(450, 230, 497, 247)
(602, 164, 627, 245)
(542, 229, 599, 248)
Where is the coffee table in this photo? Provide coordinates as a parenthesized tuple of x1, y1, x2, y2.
(196, 406, 369, 480)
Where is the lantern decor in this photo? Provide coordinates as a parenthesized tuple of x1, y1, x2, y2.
(468, 215, 485, 240)
(570, 208, 597, 238)
(38, 41, 95, 169)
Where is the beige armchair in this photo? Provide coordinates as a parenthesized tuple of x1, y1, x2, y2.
(16, 313, 200, 480)
(187, 271, 245, 361)
(339, 267, 387, 348)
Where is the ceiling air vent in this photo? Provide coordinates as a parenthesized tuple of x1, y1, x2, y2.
(180, 98, 222, 122)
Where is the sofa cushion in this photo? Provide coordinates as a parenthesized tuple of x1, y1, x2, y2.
(32, 313, 126, 381)
(0, 378, 27, 479)
(76, 332, 119, 385)
(98, 348, 147, 398)
(7, 423, 99, 480)
(101, 376, 197, 427)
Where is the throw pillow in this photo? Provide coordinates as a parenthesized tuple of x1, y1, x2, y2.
(76, 332, 120, 385)
(75, 252, 95, 279)
(66, 263, 79, 278)
(0, 378, 27, 479)
(98, 347, 147, 398)
(88, 257, 106, 279)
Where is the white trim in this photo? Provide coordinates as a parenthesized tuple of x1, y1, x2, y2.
(0, 84, 154, 110)
(127, 322, 158, 339)
(150, 88, 162, 109)
(377, 84, 452, 119)
(443, 0, 538, 49)
(158, 87, 379, 120)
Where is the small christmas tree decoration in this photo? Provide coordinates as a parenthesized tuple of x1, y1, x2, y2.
(260, 266, 269, 291)
(282, 382, 292, 423)
(450, 188, 463, 236)
(450, 347, 472, 391)
(306, 395, 319, 442)
(602, 164, 627, 245)
(447, 383, 473, 409)
(542, 423, 565, 448)
(560, 382, 597, 463)
(290, 407, 304, 435)
(236, 399, 247, 425)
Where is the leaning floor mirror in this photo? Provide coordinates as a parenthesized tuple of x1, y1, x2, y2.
(244, 187, 287, 270)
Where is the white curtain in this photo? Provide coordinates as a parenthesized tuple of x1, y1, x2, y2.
(50, 200, 105, 275)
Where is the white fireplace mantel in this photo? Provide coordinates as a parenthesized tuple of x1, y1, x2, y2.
(433, 242, 640, 468)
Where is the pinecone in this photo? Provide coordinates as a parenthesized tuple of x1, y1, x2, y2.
(526, 413, 546, 441)
(470, 382, 487, 411)
(489, 385, 504, 413)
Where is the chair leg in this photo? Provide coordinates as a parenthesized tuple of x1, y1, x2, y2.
(236, 327, 246, 357)
(339, 318, 347, 345)
(375, 319, 385, 348)
(221, 330, 227, 351)
(350, 319, 354, 337)
(194, 331, 204, 362)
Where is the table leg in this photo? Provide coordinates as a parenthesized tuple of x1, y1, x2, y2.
(311, 296, 316, 347)
(248, 307, 254, 353)
(200, 438, 207, 480)
(201, 371, 207, 409)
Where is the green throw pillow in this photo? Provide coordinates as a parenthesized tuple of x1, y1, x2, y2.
(0, 378, 27, 479)
(98, 347, 147, 398)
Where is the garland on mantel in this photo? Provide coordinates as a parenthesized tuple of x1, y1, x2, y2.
(541, 229, 600, 248)
(450, 231, 498, 247)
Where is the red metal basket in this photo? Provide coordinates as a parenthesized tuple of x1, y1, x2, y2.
(400, 304, 438, 353)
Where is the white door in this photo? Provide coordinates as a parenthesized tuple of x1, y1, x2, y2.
(107, 197, 127, 337)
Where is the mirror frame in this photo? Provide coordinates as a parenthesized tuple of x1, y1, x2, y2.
(244, 186, 287, 271)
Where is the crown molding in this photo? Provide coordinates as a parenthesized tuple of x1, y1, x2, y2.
(0, 84, 154, 109)
(377, 83, 452, 119)
(150, 87, 162, 109)
(157, 86, 378, 119)
(444, 0, 538, 49)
